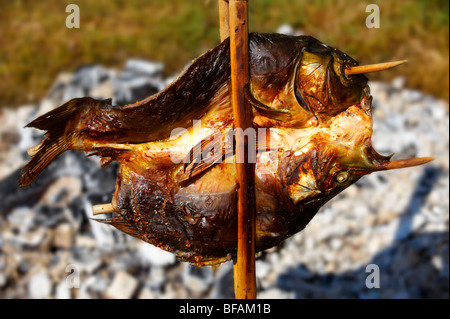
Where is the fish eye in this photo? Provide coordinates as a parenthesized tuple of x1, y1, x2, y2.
(335, 171, 349, 184)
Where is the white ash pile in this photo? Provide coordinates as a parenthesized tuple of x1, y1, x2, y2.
(0, 58, 448, 299)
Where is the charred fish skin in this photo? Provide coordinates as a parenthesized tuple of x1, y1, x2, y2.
(20, 33, 363, 187)
(99, 36, 376, 265)
(18, 38, 231, 187)
(102, 97, 375, 266)
(21, 33, 432, 266)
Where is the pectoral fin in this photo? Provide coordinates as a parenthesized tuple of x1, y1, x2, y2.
(175, 129, 279, 183)
(94, 218, 142, 239)
(176, 134, 227, 182)
(244, 84, 291, 121)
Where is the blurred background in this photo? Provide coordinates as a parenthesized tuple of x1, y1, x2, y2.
(0, 0, 448, 299)
(1, 0, 448, 108)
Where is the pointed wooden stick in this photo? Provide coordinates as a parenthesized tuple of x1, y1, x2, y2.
(92, 203, 114, 215)
(228, 0, 257, 299)
(374, 157, 435, 171)
(345, 60, 408, 75)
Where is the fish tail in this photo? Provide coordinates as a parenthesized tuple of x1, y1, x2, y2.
(19, 134, 72, 187)
(19, 98, 84, 187)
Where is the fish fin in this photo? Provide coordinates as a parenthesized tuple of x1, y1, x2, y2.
(19, 98, 97, 186)
(25, 100, 78, 131)
(176, 134, 226, 182)
(93, 217, 142, 239)
(19, 133, 72, 187)
(99, 157, 113, 168)
(20, 97, 113, 186)
(244, 84, 291, 120)
(175, 127, 280, 183)
(87, 143, 133, 166)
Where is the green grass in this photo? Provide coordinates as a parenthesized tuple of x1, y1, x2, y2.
(0, 0, 448, 107)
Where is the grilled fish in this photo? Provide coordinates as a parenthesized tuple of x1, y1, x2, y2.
(20, 33, 432, 265)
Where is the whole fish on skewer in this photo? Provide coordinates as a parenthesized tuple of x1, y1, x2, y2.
(20, 33, 432, 266)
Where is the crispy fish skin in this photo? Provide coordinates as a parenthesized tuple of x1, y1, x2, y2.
(99, 103, 375, 266)
(20, 33, 365, 187)
(20, 33, 432, 266)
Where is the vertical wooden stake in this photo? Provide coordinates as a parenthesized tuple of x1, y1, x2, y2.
(228, 0, 257, 299)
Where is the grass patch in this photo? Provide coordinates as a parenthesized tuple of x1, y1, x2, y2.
(0, 0, 448, 107)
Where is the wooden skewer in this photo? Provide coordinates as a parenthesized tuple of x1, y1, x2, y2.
(375, 156, 435, 171)
(345, 60, 408, 75)
(227, 0, 257, 299)
(92, 203, 114, 215)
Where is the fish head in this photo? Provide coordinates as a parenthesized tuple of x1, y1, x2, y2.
(295, 40, 370, 121)
(282, 100, 434, 208)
